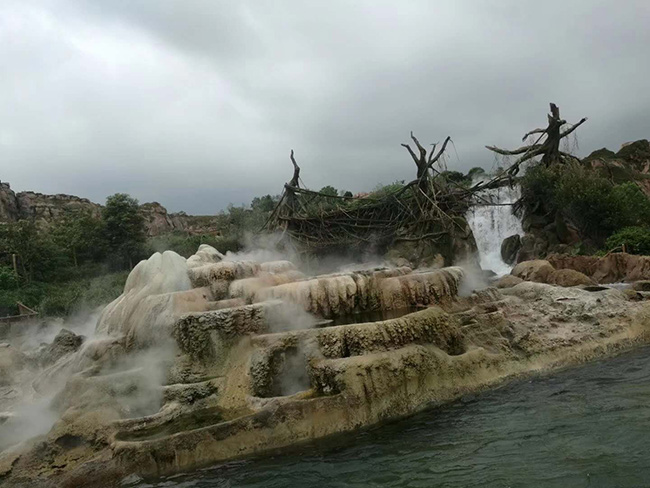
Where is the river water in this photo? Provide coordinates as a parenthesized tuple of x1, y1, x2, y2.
(136, 347, 650, 488)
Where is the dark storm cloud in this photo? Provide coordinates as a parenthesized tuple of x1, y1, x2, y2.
(1, 1, 649, 213)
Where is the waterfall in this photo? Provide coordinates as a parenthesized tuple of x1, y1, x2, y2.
(465, 185, 524, 276)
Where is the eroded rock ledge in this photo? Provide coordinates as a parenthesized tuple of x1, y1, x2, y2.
(1, 247, 650, 487)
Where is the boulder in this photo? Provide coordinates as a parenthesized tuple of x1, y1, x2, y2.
(632, 280, 650, 291)
(495, 275, 524, 288)
(547, 269, 596, 287)
(500, 235, 521, 265)
(511, 260, 555, 283)
(516, 235, 537, 263)
(40, 329, 84, 366)
(547, 253, 650, 284)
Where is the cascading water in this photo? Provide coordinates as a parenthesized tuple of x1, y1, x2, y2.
(465, 185, 524, 276)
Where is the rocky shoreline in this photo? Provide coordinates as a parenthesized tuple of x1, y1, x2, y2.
(2, 247, 650, 487)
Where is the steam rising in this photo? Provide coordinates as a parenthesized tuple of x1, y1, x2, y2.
(0, 251, 195, 452)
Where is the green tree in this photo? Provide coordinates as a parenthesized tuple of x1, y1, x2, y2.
(0, 220, 64, 282)
(467, 167, 487, 182)
(319, 185, 339, 197)
(606, 227, 650, 254)
(102, 193, 146, 269)
(251, 194, 277, 213)
(0, 265, 18, 290)
(439, 170, 468, 185)
(51, 211, 106, 267)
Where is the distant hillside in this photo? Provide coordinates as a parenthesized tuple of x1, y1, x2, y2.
(0, 182, 219, 236)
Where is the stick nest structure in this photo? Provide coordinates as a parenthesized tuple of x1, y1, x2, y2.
(264, 103, 586, 256)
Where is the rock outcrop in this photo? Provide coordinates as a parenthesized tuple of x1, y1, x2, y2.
(2, 246, 650, 487)
(512, 259, 596, 287)
(0, 181, 218, 236)
(0, 182, 20, 222)
(500, 234, 522, 264)
(547, 252, 650, 283)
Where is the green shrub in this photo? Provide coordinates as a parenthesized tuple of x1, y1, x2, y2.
(0, 266, 18, 290)
(605, 227, 650, 255)
(520, 163, 563, 214)
(553, 163, 615, 239)
(606, 182, 650, 229)
(521, 162, 650, 243)
(147, 234, 242, 258)
(0, 271, 128, 317)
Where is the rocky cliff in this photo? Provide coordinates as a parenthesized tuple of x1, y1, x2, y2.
(0, 181, 218, 236)
(583, 139, 650, 196)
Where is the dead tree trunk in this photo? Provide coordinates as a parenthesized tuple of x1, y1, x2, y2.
(401, 132, 451, 191)
(283, 149, 301, 214)
(485, 103, 587, 176)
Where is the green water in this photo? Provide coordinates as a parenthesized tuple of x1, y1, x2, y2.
(137, 348, 650, 488)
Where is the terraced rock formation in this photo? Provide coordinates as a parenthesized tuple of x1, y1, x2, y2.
(1, 247, 650, 487)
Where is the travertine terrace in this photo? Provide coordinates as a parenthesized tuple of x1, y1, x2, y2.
(1, 245, 649, 487)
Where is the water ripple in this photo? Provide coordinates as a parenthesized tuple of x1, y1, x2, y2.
(139, 347, 650, 488)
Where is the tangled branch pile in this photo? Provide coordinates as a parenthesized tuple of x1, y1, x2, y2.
(264, 103, 587, 256)
(264, 134, 475, 255)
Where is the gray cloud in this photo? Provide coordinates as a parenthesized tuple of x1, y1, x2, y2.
(1, 0, 649, 213)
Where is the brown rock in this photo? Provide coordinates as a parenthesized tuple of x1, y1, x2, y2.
(495, 275, 524, 288)
(547, 253, 650, 284)
(548, 269, 596, 287)
(0, 181, 20, 222)
(632, 280, 650, 291)
(511, 260, 555, 283)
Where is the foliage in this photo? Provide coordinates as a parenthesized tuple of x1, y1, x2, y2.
(606, 183, 650, 228)
(552, 164, 617, 238)
(0, 220, 66, 282)
(467, 167, 487, 180)
(50, 211, 106, 266)
(605, 227, 650, 255)
(438, 170, 468, 185)
(103, 193, 146, 268)
(147, 233, 241, 258)
(521, 162, 650, 243)
(0, 271, 128, 317)
(0, 266, 18, 291)
(370, 181, 405, 198)
(319, 185, 339, 197)
(250, 194, 276, 213)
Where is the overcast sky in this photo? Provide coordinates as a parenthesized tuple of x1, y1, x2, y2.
(1, 1, 649, 214)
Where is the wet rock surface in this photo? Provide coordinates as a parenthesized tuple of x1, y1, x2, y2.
(2, 246, 650, 487)
(500, 235, 521, 265)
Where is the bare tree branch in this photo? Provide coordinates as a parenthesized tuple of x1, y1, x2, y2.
(424, 136, 452, 172)
(401, 143, 420, 166)
(289, 149, 301, 188)
(486, 144, 542, 156)
(521, 128, 546, 141)
(427, 143, 438, 165)
(410, 131, 427, 161)
(560, 117, 588, 139)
